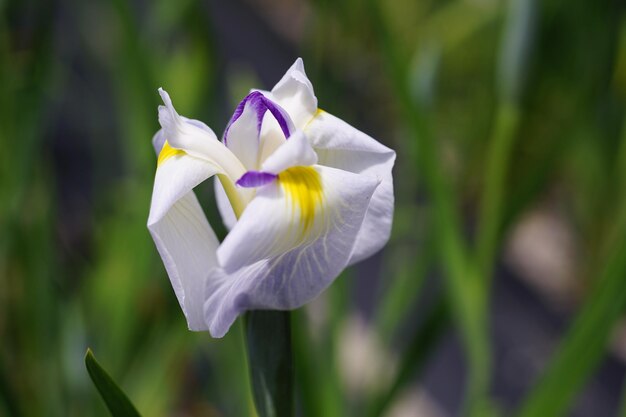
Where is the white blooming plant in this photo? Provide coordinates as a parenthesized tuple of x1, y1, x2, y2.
(148, 59, 395, 337)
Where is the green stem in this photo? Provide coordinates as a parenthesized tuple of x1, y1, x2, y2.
(244, 311, 294, 417)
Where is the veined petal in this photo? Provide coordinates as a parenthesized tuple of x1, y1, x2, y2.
(158, 88, 246, 182)
(148, 153, 221, 330)
(148, 152, 218, 225)
(270, 58, 318, 129)
(305, 110, 396, 264)
(217, 165, 327, 272)
(205, 165, 380, 337)
(261, 130, 317, 174)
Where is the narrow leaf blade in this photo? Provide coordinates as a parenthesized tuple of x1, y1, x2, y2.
(84, 349, 141, 417)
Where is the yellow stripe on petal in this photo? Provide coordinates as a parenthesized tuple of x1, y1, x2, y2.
(304, 108, 325, 130)
(157, 141, 186, 166)
(278, 166, 324, 235)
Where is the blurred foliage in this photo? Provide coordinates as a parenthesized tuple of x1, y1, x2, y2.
(1, 0, 626, 416)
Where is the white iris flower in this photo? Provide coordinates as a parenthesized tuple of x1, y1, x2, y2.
(148, 59, 395, 337)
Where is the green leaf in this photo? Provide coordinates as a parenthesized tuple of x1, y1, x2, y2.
(245, 311, 294, 417)
(84, 349, 141, 417)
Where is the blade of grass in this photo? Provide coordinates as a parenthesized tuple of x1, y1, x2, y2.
(476, 0, 534, 276)
(475, 102, 520, 275)
(364, 1, 493, 415)
(516, 228, 626, 417)
(519, 98, 626, 413)
(85, 349, 142, 417)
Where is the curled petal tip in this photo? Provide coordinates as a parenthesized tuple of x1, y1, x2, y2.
(158, 88, 173, 107)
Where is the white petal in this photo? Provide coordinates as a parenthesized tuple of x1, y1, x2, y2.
(152, 117, 212, 156)
(270, 58, 318, 129)
(152, 129, 166, 155)
(217, 165, 325, 272)
(261, 130, 318, 174)
(148, 154, 221, 330)
(305, 110, 396, 264)
(158, 88, 246, 182)
(205, 165, 380, 337)
(258, 113, 287, 164)
(224, 98, 261, 171)
(217, 165, 379, 272)
(214, 176, 237, 230)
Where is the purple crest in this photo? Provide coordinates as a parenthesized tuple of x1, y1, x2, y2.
(223, 92, 293, 145)
(236, 170, 278, 188)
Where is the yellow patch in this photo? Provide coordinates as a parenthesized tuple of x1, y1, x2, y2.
(157, 141, 185, 166)
(304, 108, 325, 130)
(218, 174, 246, 220)
(278, 166, 324, 234)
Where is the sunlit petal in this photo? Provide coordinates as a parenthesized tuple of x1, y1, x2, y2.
(148, 154, 221, 330)
(261, 130, 318, 174)
(222, 99, 259, 171)
(214, 177, 237, 230)
(270, 58, 318, 129)
(205, 165, 380, 337)
(158, 88, 246, 182)
(306, 110, 396, 264)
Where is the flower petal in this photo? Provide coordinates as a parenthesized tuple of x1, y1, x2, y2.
(261, 130, 318, 174)
(270, 58, 318, 129)
(236, 171, 277, 187)
(214, 177, 237, 230)
(158, 88, 246, 182)
(235, 129, 319, 189)
(217, 165, 325, 272)
(221, 97, 260, 171)
(152, 116, 214, 156)
(148, 153, 221, 330)
(224, 91, 294, 144)
(305, 110, 396, 264)
(152, 128, 166, 155)
(204, 165, 380, 337)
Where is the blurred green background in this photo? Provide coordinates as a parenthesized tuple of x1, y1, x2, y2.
(2, 0, 626, 416)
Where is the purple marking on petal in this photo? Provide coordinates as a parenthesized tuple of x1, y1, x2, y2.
(236, 170, 278, 188)
(260, 96, 292, 139)
(222, 96, 250, 144)
(223, 92, 293, 145)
